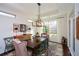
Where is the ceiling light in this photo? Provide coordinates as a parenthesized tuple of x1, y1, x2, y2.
(0, 11, 15, 18)
(35, 3, 43, 27)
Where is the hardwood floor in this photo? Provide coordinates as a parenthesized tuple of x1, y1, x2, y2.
(48, 41, 63, 56)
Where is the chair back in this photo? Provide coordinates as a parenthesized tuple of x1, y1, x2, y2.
(4, 37, 14, 52)
(13, 39, 27, 56)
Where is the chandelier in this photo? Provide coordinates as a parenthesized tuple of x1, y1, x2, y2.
(35, 3, 43, 27)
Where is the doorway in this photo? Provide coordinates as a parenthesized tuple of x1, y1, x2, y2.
(49, 20, 58, 43)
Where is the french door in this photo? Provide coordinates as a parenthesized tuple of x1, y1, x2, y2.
(69, 17, 75, 55)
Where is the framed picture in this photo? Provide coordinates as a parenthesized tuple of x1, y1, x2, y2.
(76, 16, 79, 39)
(20, 24, 26, 32)
(13, 24, 20, 32)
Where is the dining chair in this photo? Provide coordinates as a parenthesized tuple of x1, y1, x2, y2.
(13, 39, 32, 56)
(4, 37, 15, 52)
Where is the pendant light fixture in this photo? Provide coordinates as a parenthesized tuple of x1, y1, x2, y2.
(36, 3, 43, 27)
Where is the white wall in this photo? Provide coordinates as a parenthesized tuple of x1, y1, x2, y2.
(0, 15, 30, 54)
(66, 9, 75, 55)
(32, 27, 43, 36)
(57, 17, 67, 43)
(67, 3, 79, 56)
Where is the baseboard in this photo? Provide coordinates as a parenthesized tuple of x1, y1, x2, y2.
(69, 47, 74, 56)
(49, 41, 62, 44)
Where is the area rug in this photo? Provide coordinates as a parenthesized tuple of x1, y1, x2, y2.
(40, 42, 63, 56)
(48, 42, 63, 56)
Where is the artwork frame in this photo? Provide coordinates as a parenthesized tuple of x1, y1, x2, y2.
(13, 24, 20, 32)
(76, 16, 79, 39)
(20, 24, 26, 32)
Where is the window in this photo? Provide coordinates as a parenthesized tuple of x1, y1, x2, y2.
(49, 20, 57, 34)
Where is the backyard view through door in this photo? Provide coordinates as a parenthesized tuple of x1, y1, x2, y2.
(49, 20, 58, 42)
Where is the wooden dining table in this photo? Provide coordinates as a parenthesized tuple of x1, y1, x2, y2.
(27, 37, 48, 56)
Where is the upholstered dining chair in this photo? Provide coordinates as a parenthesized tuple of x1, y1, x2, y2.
(13, 39, 32, 56)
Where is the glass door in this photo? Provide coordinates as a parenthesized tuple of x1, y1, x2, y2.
(49, 20, 57, 42)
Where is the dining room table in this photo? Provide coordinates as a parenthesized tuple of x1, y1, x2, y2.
(27, 37, 49, 56)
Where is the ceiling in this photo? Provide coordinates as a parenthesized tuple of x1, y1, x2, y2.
(0, 3, 74, 21)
